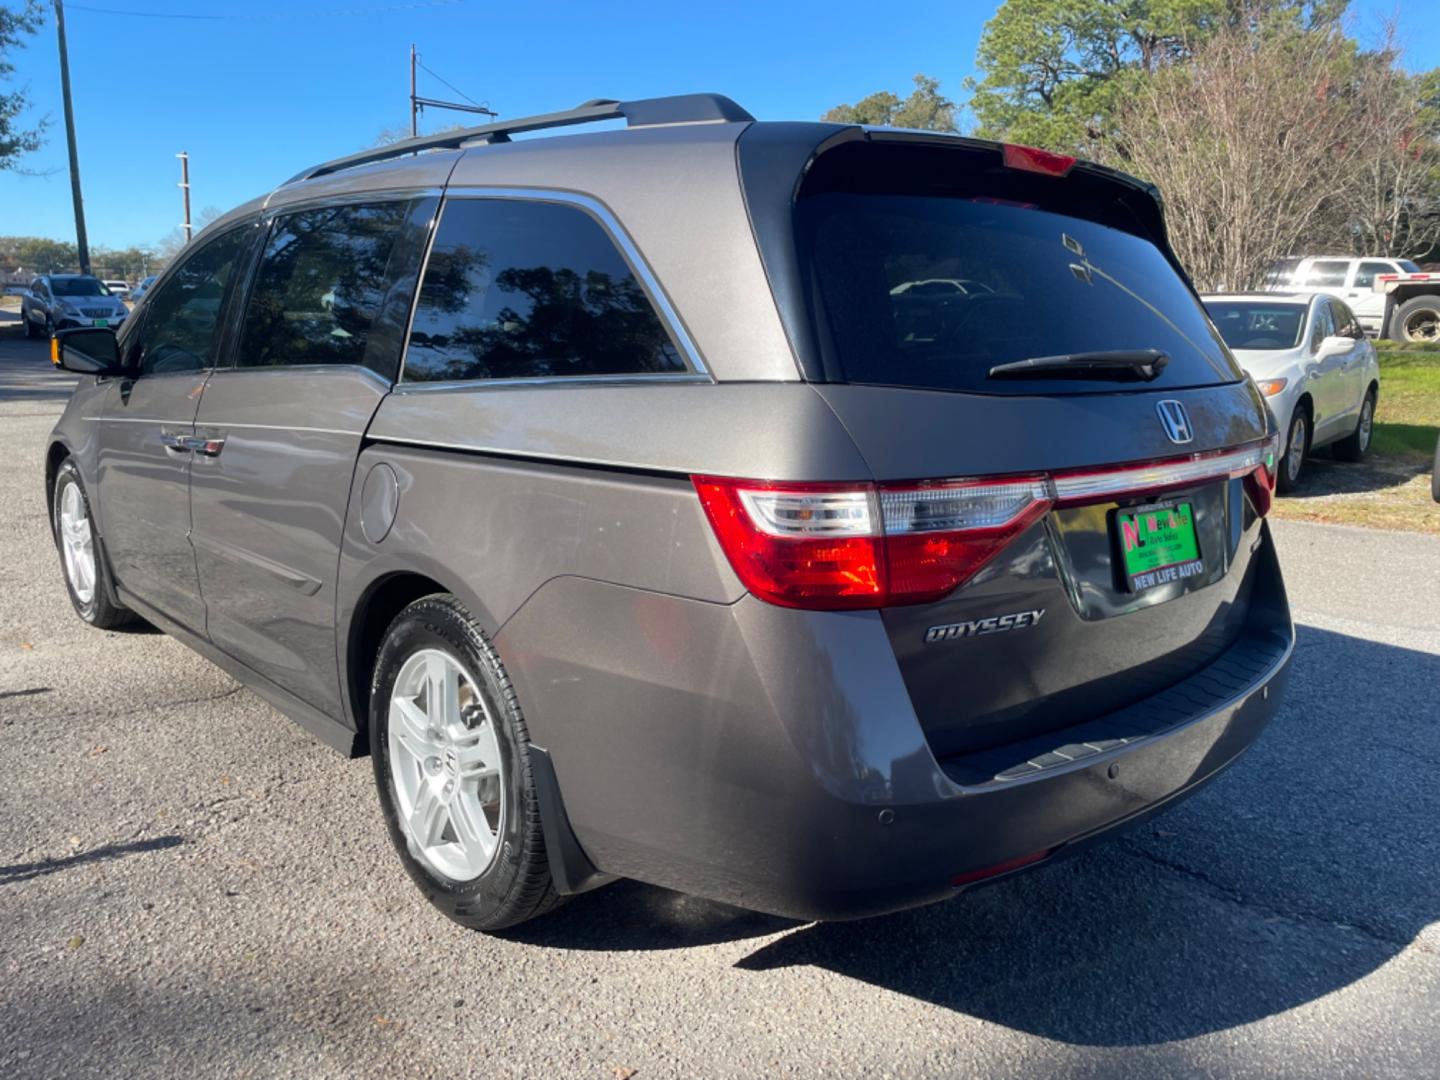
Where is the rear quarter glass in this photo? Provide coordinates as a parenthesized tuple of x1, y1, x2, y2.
(785, 142, 1241, 395)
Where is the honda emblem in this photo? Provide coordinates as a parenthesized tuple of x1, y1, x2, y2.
(1156, 400, 1193, 444)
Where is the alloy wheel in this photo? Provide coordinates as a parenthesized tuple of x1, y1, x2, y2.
(386, 648, 504, 881)
(1286, 414, 1306, 485)
(58, 483, 96, 605)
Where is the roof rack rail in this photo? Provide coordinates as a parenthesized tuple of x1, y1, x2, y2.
(282, 93, 754, 186)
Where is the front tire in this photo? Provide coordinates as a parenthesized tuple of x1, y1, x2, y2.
(24, 307, 40, 339)
(1334, 389, 1376, 463)
(1275, 404, 1310, 494)
(370, 594, 560, 932)
(52, 459, 134, 629)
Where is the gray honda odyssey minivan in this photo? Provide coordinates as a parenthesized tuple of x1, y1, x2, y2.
(46, 94, 1292, 931)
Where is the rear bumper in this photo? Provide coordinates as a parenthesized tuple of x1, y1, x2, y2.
(500, 524, 1293, 922)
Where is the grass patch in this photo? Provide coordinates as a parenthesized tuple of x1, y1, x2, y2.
(1269, 343, 1438, 533)
(1372, 345, 1440, 461)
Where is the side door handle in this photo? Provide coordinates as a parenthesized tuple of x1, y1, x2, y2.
(159, 430, 192, 453)
(183, 434, 226, 456)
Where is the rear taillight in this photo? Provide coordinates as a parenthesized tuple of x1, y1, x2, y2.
(693, 475, 1049, 610)
(696, 441, 1276, 611)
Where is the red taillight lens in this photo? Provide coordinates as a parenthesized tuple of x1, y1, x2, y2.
(951, 848, 1053, 887)
(693, 475, 1050, 610)
(1002, 143, 1077, 177)
(692, 479, 882, 609)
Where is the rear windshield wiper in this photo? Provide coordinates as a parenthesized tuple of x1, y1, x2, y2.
(987, 349, 1170, 382)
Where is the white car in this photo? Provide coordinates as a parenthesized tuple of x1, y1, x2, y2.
(1204, 292, 1379, 491)
(102, 279, 130, 299)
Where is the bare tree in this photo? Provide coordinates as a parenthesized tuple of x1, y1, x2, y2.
(1339, 31, 1440, 258)
(1110, 18, 1366, 291)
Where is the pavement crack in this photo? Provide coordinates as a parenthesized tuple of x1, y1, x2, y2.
(1118, 839, 1425, 954)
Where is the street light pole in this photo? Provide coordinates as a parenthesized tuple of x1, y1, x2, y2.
(53, 0, 90, 275)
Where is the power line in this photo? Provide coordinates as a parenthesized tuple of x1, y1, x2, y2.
(66, 0, 462, 21)
(417, 58, 487, 110)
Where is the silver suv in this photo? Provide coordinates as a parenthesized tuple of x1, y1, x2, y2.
(46, 94, 1292, 931)
(23, 274, 128, 338)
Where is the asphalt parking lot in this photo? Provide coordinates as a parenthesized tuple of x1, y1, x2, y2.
(1, 329, 1437, 1078)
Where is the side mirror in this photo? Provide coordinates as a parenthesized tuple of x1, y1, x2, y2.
(1316, 334, 1356, 358)
(51, 327, 123, 376)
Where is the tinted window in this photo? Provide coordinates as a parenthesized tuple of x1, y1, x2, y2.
(237, 199, 432, 374)
(403, 199, 685, 382)
(1353, 261, 1396, 289)
(796, 192, 1236, 394)
(1308, 301, 1334, 351)
(1262, 258, 1302, 288)
(52, 277, 108, 297)
(1303, 260, 1349, 287)
(1204, 301, 1306, 350)
(137, 226, 251, 375)
(1328, 299, 1361, 338)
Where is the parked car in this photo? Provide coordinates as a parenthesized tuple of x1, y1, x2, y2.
(128, 275, 159, 303)
(1203, 293, 1379, 492)
(3, 283, 30, 298)
(102, 279, 131, 299)
(1260, 255, 1437, 342)
(44, 94, 1292, 933)
(21, 274, 128, 339)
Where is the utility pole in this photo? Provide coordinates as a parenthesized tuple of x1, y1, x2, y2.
(177, 151, 192, 245)
(54, 0, 90, 275)
(409, 44, 418, 138)
(407, 44, 495, 140)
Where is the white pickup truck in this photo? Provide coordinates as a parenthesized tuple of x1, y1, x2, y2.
(1261, 255, 1439, 343)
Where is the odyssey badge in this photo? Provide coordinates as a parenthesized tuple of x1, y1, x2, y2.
(925, 609, 1046, 643)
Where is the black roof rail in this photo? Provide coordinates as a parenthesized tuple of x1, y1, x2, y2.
(282, 93, 754, 186)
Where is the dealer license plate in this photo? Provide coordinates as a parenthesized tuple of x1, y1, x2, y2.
(1116, 502, 1203, 592)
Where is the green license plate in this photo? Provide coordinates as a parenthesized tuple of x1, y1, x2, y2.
(94, 319, 108, 328)
(1116, 502, 1203, 592)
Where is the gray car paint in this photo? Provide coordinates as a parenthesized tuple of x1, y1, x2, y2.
(46, 104, 1292, 921)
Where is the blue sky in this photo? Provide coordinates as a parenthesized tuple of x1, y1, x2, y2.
(2, 0, 1436, 250)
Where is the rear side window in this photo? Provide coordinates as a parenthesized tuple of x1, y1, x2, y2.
(1262, 258, 1301, 288)
(796, 191, 1237, 395)
(402, 198, 686, 383)
(1302, 260, 1349, 287)
(1352, 261, 1395, 289)
(236, 198, 434, 374)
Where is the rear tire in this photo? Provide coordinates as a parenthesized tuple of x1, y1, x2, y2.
(1334, 389, 1375, 463)
(370, 593, 561, 932)
(52, 459, 135, 629)
(1391, 296, 1440, 344)
(1275, 405, 1310, 494)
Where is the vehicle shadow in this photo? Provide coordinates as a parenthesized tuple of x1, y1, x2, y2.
(514, 626, 1439, 1046)
(1286, 448, 1429, 498)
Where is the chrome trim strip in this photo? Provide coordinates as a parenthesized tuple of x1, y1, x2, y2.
(365, 433, 681, 476)
(399, 186, 710, 380)
(390, 373, 712, 394)
(1051, 444, 1269, 503)
(198, 421, 362, 437)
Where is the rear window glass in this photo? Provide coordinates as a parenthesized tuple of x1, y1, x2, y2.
(1204, 301, 1306, 350)
(796, 192, 1238, 394)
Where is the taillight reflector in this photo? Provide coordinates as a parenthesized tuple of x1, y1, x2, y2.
(1002, 143, 1077, 177)
(951, 848, 1053, 886)
(695, 441, 1275, 611)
